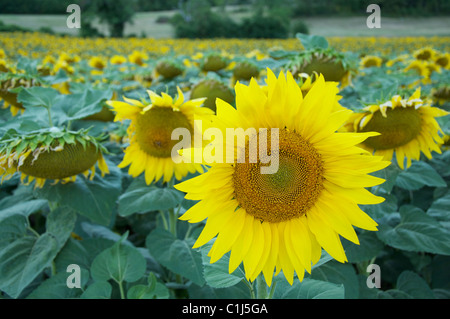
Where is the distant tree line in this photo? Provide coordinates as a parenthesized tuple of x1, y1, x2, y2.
(1, 0, 449, 15)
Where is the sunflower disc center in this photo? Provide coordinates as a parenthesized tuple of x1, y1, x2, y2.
(361, 107, 422, 150)
(232, 129, 324, 223)
(135, 106, 193, 158)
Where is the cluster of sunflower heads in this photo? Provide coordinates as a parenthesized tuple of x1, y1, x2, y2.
(0, 128, 109, 188)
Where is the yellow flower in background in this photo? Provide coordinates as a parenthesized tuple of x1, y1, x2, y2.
(413, 47, 437, 61)
(175, 70, 390, 286)
(346, 88, 449, 169)
(107, 88, 213, 184)
(360, 55, 383, 68)
(128, 50, 148, 66)
(88, 56, 107, 70)
(110, 55, 127, 65)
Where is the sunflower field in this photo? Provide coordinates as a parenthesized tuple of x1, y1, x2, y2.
(0, 31, 449, 302)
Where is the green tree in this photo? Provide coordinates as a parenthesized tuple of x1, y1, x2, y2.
(92, 0, 136, 37)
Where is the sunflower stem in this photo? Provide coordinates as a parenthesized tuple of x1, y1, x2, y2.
(169, 208, 177, 237)
(243, 279, 256, 299)
(256, 274, 268, 299)
(46, 107, 53, 127)
(159, 210, 169, 230)
(117, 280, 125, 299)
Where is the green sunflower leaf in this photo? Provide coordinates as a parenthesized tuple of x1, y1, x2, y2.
(296, 33, 329, 50)
(395, 161, 447, 190)
(0, 207, 76, 298)
(34, 161, 122, 226)
(90, 233, 146, 284)
(118, 177, 185, 216)
(80, 281, 112, 299)
(200, 241, 245, 289)
(273, 275, 344, 299)
(146, 228, 205, 286)
(377, 205, 450, 255)
(51, 88, 113, 125)
(17, 86, 59, 109)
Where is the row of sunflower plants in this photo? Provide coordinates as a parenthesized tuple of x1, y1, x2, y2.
(0, 34, 449, 300)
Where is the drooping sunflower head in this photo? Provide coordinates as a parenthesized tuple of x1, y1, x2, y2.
(431, 84, 450, 106)
(200, 52, 229, 72)
(175, 69, 390, 286)
(106, 88, 213, 184)
(0, 128, 109, 188)
(346, 88, 449, 169)
(0, 73, 40, 116)
(190, 78, 235, 112)
(434, 52, 450, 69)
(155, 59, 185, 80)
(232, 61, 260, 82)
(287, 48, 353, 87)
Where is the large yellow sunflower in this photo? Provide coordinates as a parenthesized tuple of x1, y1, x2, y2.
(175, 70, 390, 286)
(107, 88, 213, 184)
(346, 88, 449, 169)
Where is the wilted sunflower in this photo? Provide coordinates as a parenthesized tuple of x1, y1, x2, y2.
(175, 70, 390, 286)
(287, 48, 353, 87)
(0, 128, 109, 188)
(346, 88, 449, 169)
(190, 78, 235, 112)
(107, 88, 213, 184)
(0, 72, 40, 116)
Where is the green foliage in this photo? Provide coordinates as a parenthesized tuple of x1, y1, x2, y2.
(239, 14, 289, 39)
(171, 1, 290, 39)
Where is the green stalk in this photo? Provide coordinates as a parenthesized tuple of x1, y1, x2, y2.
(256, 274, 268, 299)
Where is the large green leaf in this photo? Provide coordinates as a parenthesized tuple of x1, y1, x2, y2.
(395, 271, 435, 299)
(80, 281, 112, 299)
(296, 33, 329, 50)
(27, 269, 89, 299)
(427, 191, 450, 228)
(0, 207, 76, 298)
(34, 162, 122, 226)
(51, 89, 113, 125)
(395, 161, 447, 190)
(0, 199, 47, 223)
(146, 228, 205, 286)
(17, 86, 59, 109)
(273, 276, 344, 299)
(118, 178, 185, 216)
(200, 242, 245, 289)
(90, 234, 146, 284)
(310, 261, 359, 299)
(377, 205, 450, 255)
